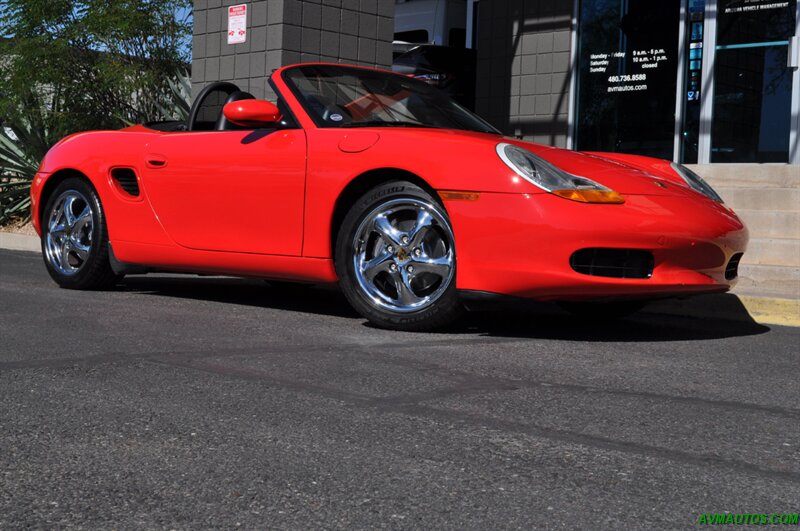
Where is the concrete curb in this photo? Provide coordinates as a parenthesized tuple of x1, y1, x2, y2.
(645, 293, 800, 328)
(0, 232, 39, 253)
(1, 232, 797, 327)
(731, 295, 800, 328)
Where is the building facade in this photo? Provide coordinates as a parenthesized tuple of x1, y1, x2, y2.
(191, 0, 394, 101)
(473, 0, 799, 166)
(192, 0, 799, 165)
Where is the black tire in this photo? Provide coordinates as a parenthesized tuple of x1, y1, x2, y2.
(559, 300, 647, 321)
(335, 180, 463, 331)
(40, 177, 121, 290)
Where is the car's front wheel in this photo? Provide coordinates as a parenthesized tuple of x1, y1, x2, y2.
(335, 181, 463, 331)
(41, 177, 120, 290)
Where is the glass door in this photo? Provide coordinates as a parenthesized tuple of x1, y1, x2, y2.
(710, 0, 797, 162)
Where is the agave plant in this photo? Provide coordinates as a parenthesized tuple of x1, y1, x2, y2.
(0, 136, 33, 222)
(121, 69, 192, 126)
(157, 69, 191, 122)
(0, 107, 55, 224)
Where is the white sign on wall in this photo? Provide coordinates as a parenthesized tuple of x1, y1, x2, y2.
(227, 4, 247, 45)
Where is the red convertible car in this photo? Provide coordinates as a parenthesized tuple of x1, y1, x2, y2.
(31, 63, 747, 330)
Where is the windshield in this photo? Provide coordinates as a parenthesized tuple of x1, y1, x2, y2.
(282, 64, 500, 134)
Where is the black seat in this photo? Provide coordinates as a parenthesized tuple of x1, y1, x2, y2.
(214, 90, 256, 130)
(304, 93, 352, 124)
(187, 82, 240, 131)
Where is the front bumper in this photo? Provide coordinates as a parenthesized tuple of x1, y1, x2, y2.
(445, 192, 748, 301)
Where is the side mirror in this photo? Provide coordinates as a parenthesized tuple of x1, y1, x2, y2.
(222, 99, 281, 127)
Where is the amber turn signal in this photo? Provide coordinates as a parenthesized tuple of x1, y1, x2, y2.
(439, 191, 481, 201)
(551, 189, 625, 204)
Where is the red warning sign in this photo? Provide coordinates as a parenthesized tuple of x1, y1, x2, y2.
(227, 4, 247, 45)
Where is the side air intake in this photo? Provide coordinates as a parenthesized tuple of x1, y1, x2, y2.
(725, 253, 743, 281)
(111, 168, 140, 197)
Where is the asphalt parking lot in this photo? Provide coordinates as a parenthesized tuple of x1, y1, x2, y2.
(1, 248, 798, 529)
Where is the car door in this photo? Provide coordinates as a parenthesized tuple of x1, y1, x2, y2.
(140, 128, 306, 256)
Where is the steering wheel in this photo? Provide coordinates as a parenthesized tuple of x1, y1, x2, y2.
(186, 81, 241, 131)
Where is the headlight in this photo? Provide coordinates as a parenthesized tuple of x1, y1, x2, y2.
(496, 143, 624, 204)
(670, 162, 723, 203)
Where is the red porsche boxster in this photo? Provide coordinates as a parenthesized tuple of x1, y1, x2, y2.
(30, 63, 747, 330)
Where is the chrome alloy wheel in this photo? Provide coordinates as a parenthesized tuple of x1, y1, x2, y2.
(44, 190, 94, 276)
(352, 198, 455, 313)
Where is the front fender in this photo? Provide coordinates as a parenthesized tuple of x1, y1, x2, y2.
(31, 130, 174, 246)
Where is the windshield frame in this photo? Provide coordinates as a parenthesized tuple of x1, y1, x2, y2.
(279, 64, 500, 135)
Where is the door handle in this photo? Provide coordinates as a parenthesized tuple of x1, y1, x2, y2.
(145, 155, 168, 169)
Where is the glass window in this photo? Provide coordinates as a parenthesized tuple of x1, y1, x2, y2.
(717, 0, 797, 45)
(711, 0, 797, 162)
(711, 0, 796, 162)
(712, 45, 793, 162)
(575, 0, 681, 159)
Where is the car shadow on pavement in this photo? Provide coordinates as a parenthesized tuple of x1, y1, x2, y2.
(453, 309, 770, 342)
(119, 276, 770, 342)
(119, 275, 361, 319)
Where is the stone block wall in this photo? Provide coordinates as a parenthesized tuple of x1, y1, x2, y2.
(474, 0, 574, 147)
(192, 0, 394, 100)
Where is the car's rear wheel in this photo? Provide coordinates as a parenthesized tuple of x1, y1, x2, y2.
(41, 178, 120, 290)
(335, 181, 463, 331)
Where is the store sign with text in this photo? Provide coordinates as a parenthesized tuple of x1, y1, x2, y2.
(576, 0, 681, 160)
(588, 48, 670, 94)
(721, 0, 791, 15)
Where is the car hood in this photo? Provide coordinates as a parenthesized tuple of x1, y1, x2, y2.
(503, 139, 689, 197)
(328, 127, 700, 198)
